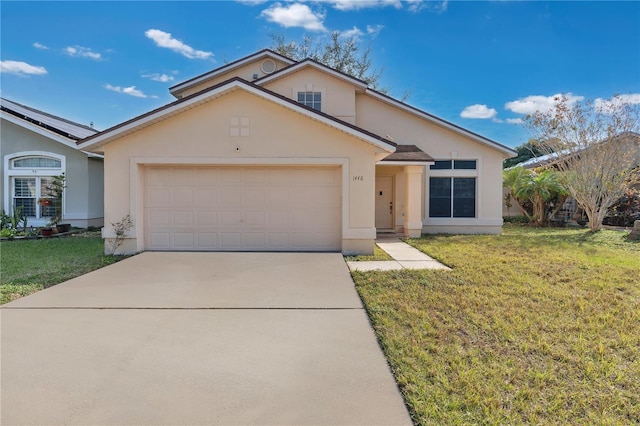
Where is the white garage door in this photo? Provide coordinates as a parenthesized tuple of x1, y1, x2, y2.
(144, 166, 341, 251)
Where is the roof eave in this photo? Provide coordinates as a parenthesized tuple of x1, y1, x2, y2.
(256, 59, 368, 90)
(78, 78, 396, 153)
(169, 49, 296, 96)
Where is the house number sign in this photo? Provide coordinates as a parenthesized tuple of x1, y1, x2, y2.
(352, 175, 364, 181)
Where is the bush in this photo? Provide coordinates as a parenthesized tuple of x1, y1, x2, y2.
(603, 190, 640, 227)
(503, 215, 529, 224)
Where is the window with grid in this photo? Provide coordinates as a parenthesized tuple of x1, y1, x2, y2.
(12, 177, 55, 218)
(297, 91, 322, 111)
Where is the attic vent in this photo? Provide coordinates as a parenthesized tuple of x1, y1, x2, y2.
(261, 59, 277, 74)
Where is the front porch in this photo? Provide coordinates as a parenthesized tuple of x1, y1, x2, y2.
(375, 145, 434, 238)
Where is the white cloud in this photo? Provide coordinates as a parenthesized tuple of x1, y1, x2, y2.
(65, 46, 102, 60)
(340, 26, 363, 39)
(105, 84, 149, 98)
(594, 93, 640, 111)
(460, 104, 498, 119)
(506, 118, 524, 124)
(504, 93, 584, 115)
(366, 24, 384, 37)
(0, 60, 47, 75)
(145, 29, 213, 60)
(260, 3, 327, 32)
(407, 0, 448, 13)
(142, 73, 175, 83)
(329, 0, 402, 11)
(33, 42, 49, 50)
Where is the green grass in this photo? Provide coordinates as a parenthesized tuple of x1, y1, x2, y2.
(352, 224, 639, 425)
(0, 232, 124, 304)
(344, 244, 393, 261)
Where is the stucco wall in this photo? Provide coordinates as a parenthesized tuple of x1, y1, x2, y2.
(102, 89, 382, 254)
(262, 67, 358, 124)
(1, 118, 104, 226)
(357, 94, 507, 233)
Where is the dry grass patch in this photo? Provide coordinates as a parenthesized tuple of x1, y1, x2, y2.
(352, 225, 639, 425)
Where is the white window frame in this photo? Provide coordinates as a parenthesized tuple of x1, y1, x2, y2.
(293, 84, 325, 112)
(4, 151, 66, 226)
(425, 158, 483, 224)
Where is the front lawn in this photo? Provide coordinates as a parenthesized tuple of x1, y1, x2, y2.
(352, 224, 639, 425)
(0, 233, 123, 304)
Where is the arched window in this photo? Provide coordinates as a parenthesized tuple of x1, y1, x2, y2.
(4, 152, 65, 222)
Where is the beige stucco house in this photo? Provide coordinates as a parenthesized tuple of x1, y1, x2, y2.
(1, 98, 104, 228)
(78, 50, 516, 255)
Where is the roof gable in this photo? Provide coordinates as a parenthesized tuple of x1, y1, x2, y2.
(169, 49, 296, 98)
(363, 89, 517, 157)
(78, 77, 396, 153)
(255, 59, 368, 90)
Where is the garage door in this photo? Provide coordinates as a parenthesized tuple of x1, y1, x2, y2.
(144, 166, 341, 251)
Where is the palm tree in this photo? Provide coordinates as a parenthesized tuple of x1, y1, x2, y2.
(504, 167, 568, 226)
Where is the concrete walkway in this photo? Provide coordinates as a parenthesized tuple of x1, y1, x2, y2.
(347, 237, 451, 272)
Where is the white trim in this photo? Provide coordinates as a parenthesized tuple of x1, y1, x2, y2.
(258, 60, 368, 90)
(3, 151, 66, 220)
(364, 90, 517, 157)
(78, 80, 395, 153)
(169, 51, 295, 96)
(122, 157, 356, 252)
(1, 111, 80, 149)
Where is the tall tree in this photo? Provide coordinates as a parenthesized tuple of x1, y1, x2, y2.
(503, 139, 548, 169)
(525, 95, 640, 231)
(269, 32, 384, 91)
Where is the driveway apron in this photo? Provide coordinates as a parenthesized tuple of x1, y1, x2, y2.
(1, 252, 412, 425)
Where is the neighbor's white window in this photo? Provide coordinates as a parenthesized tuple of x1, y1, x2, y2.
(297, 91, 322, 111)
(6, 154, 64, 219)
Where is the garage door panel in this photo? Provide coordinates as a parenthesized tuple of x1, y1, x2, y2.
(221, 232, 242, 249)
(244, 211, 265, 226)
(171, 169, 195, 186)
(145, 166, 341, 251)
(197, 211, 218, 226)
(222, 189, 242, 208)
(147, 188, 171, 205)
(197, 232, 218, 249)
(242, 188, 266, 208)
(196, 188, 218, 205)
(173, 211, 194, 226)
(149, 210, 171, 226)
(172, 189, 194, 204)
(174, 233, 195, 249)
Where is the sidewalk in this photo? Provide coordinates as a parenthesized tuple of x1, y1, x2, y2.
(346, 237, 451, 272)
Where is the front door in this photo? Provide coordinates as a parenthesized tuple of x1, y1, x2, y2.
(375, 176, 393, 229)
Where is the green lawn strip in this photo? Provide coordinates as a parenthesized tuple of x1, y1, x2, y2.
(353, 225, 640, 425)
(344, 245, 394, 262)
(0, 234, 124, 304)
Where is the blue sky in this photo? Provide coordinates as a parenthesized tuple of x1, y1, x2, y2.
(1, 1, 639, 148)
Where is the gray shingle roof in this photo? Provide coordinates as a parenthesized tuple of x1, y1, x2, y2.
(1, 97, 98, 140)
(381, 145, 434, 162)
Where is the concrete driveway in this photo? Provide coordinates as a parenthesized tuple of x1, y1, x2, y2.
(1, 252, 412, 425)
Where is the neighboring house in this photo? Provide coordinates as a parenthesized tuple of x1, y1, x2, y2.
(502, 132, 640, 218)
(1, 98, 104, 228)
(78, 50, 516, 254)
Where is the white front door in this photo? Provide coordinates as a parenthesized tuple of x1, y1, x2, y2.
(375, 176, 393, 229)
